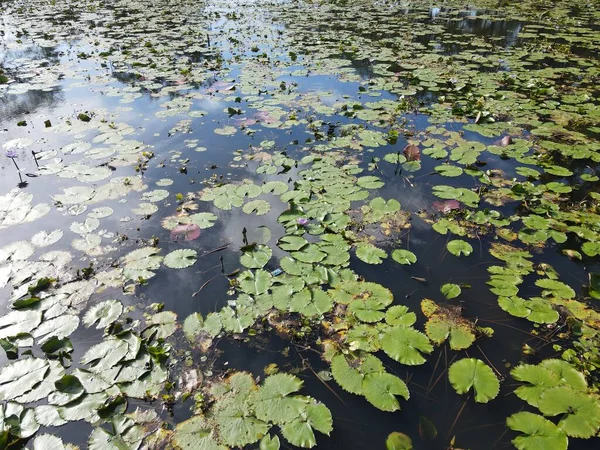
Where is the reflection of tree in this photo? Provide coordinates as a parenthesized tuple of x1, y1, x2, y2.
(0, 12, 65, 122)
(415, 8, 523, 52)
(0, 89, 64, 121)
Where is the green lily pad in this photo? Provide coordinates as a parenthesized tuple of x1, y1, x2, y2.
(391, 249, 417, 265)
(355, 243, 387, 264)
(163, 249, 197, 269)
(447, 240, 473, 257)
(506, 412, 568, 450)
(381, 326, 433, 366)
(448, 358, 499, 403)
(362, 372, 409, 412)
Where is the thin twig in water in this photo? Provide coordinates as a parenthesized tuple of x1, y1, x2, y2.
(295, 345, 347, 407)
(192, 274, 223, 297)
(446, 396, 469, 440)
(476, 344, 502, 378)
(199, 241, 232, 257)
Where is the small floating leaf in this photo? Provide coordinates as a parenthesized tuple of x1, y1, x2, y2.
(447, 240, 473, 257)
(391, 249, 416, 265)
(386, 432, 413, 450)
(448, 358, 499, 403)
(440, 283, 461, 300)
(163, 249, 197, 269)
(83, 299, 123, 329)
(243, 199, 271, 216)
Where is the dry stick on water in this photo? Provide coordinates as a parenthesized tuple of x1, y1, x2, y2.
(446, 396, 469, 441)
(476, 344, 503, 378)
(198, 241, 231, 257)
(192, 274, 223, 297)
(426, 350, 443, 394)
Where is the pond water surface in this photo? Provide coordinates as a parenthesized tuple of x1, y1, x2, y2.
(1, 1, 600, 449)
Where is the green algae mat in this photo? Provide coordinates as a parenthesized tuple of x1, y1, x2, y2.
(0, 0, 600, 448)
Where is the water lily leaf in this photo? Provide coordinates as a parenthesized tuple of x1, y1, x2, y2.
(421, 299, 475, 350)
(291, 245, 326, 264)
(254, 373, 305, 424)
(535, 278, 575, 299)
(123, 247, 162, 272)
(582, 241, 600, 257)
(386, 432, 413, 450)
(31, 434, 72, 450)
(435, 165, 463, 177)
(88, 426, 130, 450)
(163, 249, 197, 269)
(418, 416, 437, 440)
(262, 181, 288, 195)
(348, 297, 387, 323)
(0, 309, 42, 339)
(156, 178, 174, 187)
(243, 199, 271, 216)
(382, 146, 407, 162)
(260, 434, 281, 450)
(239, 270, 272, 295)
(385, 305, 416, 326)
(83, 300, 123, 329)
(537, 387, 600, 438)
(141, 189, 169, 203)
(236, 184, 263, 199)
(381, 326, 433, 365)
(31, 229, 63, 247)
(0, 241, 35, 263)
(391, 249, 417, 265)
(447, 240, 473, 257)
(172, 415, 226, 450)
(187, 212, 217, 229)
(589, 273, 600, 300)
(356, 176, 384, 189)
(241, 245, 272, 269)
(362, 372, 409, 412)
(330, 353, 384, 395)
(498, 296, 559, 324)
(170, 224, 201, 241)
(0, 358, 49, 401)
(448, 358, 499, 403)
(355, 243, 387, 264)
(506, 412, 568, 450)
(280, 402, 332, 448)
(33, 314, 80, 344)
(369, 197, 400, 215)
(440, 283, 461, 299)
(81, 338, 130, 372)
(511, 359, 587, 408)
(144, 311, 177, 339)
(214, 125, 237, 135)
(132, 202, 159, 216)
(278, 235, 308, 252)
